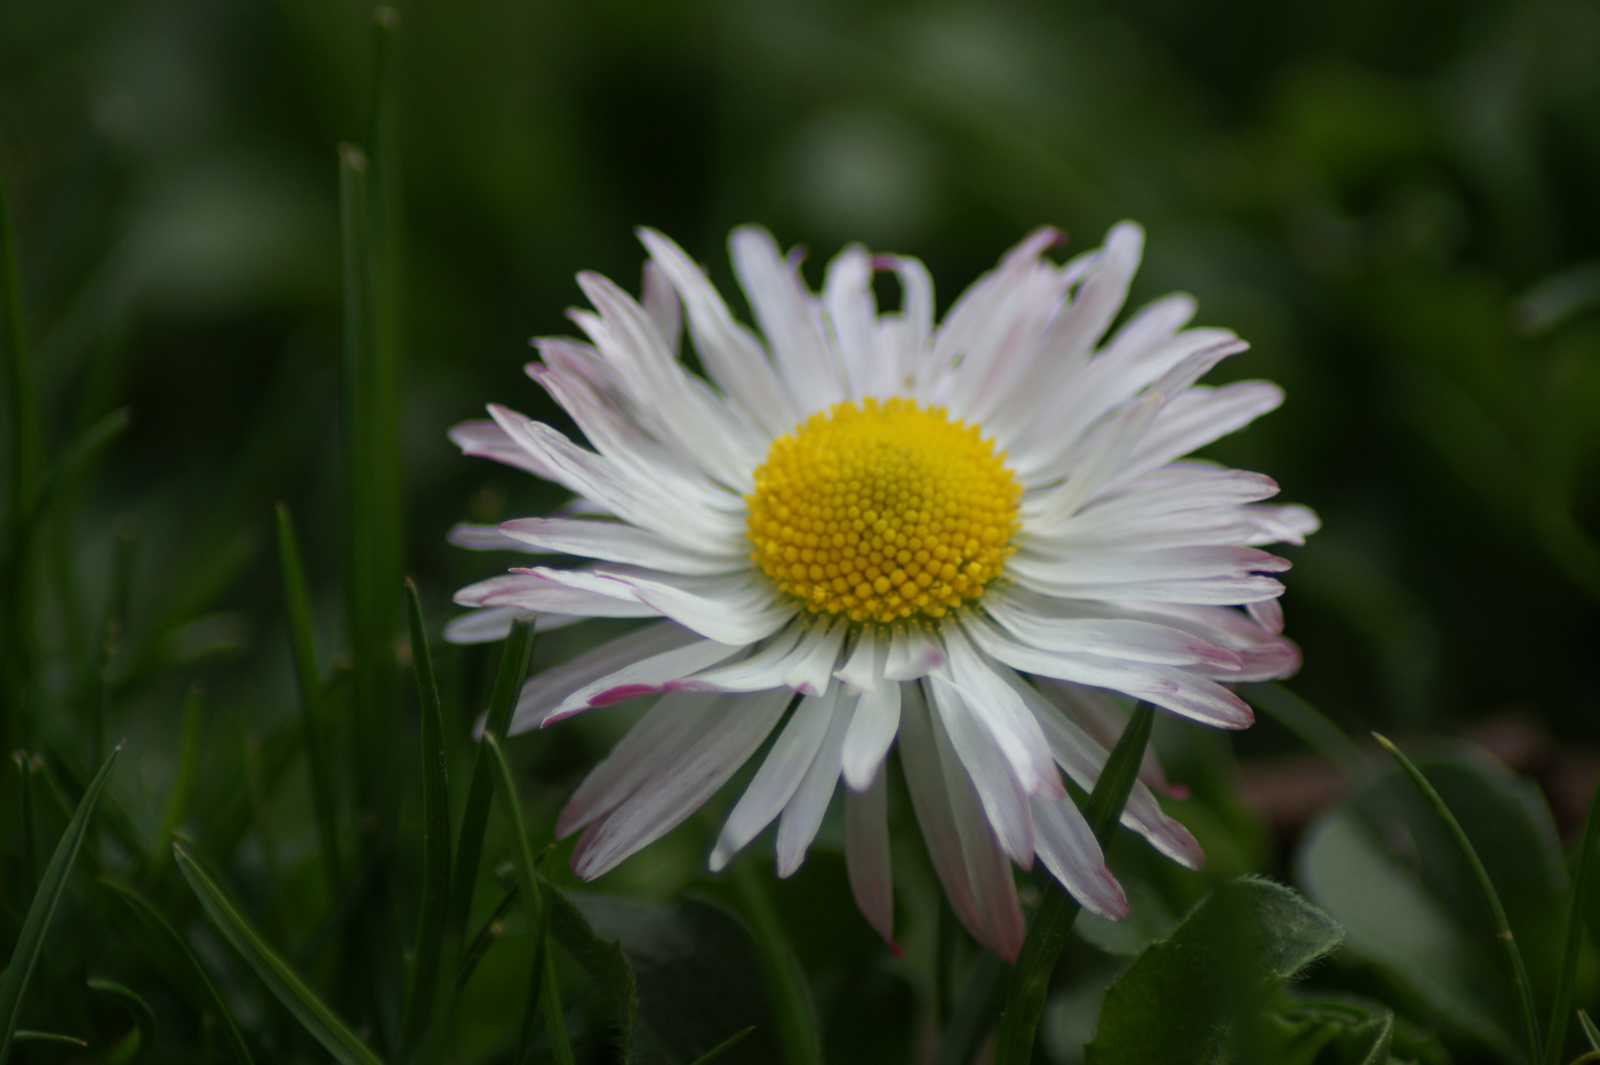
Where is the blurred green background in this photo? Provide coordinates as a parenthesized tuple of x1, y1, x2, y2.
(2, 0, 1600, 1059)
(5, 0, 1598, 742)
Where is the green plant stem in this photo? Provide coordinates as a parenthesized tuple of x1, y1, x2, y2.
(991, 700, 1156, 1065)
(1545, 772, 1600, 1065)
(1375, 732, 1542, 1065)
(730, 859, 821, 1065)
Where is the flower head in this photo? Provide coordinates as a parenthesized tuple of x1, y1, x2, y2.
(447, 223, 1317, 960)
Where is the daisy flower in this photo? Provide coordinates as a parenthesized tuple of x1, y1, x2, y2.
(446, 223, 1316, 960)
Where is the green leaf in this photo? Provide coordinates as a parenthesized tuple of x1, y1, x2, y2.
(174, 844, 386, 1065)
(399, 579, 451, 1061)
(932, 952, 1007, 1065)
(1579, 1008, 1600, 1051)
(1260, 1000, 1394, 1065)
(0, 745, 119, 1065)
(89, 977, 159, 1064)
(97, 877, 254, 1064)
(992, 700, 1156, 1065)
(567, 892, 785, 1065)
(1085, 877, 1343, 1065)
(1546, 772, 1600, 1065)
(276, 502, 342, 888)
(729, 858, 820, 1065)
(447, 617, 535, 945)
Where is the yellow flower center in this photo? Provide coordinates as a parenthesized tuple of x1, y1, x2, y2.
(746, 397, 1022, 624)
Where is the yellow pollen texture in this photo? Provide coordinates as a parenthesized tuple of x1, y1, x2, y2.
(746, 397, 1022, 624)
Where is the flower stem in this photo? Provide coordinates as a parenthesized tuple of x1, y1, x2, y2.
(991, 700, 1155, 1065)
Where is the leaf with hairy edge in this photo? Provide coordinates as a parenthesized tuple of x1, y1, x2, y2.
(174, 845, 385, 1065)
(1086, 878, 1343, 1065)
(0, 746, 119, 1065)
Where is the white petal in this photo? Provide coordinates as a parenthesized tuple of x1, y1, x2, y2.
(543, 634, 746, 724)
(449, 523, 542, 552)
(611, 571, 794, 647)
(1006, 545, 1290, 592)
(776, 684, 852, 876)
(453, 571, 659, 620)
(845, 769, 895, 943)
(823, 244, 880, 401)
(927, 675, 1035, 868)
(1031, 795, 1128, 921)
(729, 226, 847, 413)
(898, 684, 1025, 961)
(1016, 676, 1205, 869)
(641, 259, 682, 359)
(833, 626, 880, 694)
(450, 414, 558, 478)
(570, 688, 791, 879)
(499, 518, 743, 575)
(963, 614, 1254, 729)
(780, 616, 850, 696)
(841, 679, 900, 793)
(677, 623, 807, 693)
(711, 685, 836, 870)
(1123, 382, 1285, 478)
(509, 621, 700, 732)
(942, 625, 1064, 800)
(883, 623, 944, 680)
(557, 690, 726, 837)
(443, 605, 582, 645)
(637, 228, 795, 435)
(1248, 597, 1284, 635)
(878, 254, 934, 392)
(1035, 678, 1173, 794)
(1024, 392, 1164, 529)
(984, 591, 1243, 671)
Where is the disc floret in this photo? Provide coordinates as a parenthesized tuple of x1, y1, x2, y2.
(746, 397, 1022, 623)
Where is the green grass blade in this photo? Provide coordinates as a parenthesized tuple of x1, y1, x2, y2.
(1545, 773, 1600, 1064)
(0, 745, 120, 1064)
(97, 877, 253, 1064)
(174, 844, 386, 1065)
(154, 684, 205, 865)
(12, 1031, 86, 1047)
(686, 1026, 756, 1065)
(447, 618, 535, 943)
(88, 977, 158, 1064)
(513, 918, 550, 1065)
(1375, 733, 1542, 1065)
(13, 752, 38, 895)
(400, 579, 451, 1061)
(485, 732, 572, 1065)
(276, 503, 342, 887)
(1239, 681, 1370, 782)
(731, 858, 821, 1065)
(28, 407, 131, 525)
(1579, 1008, 1600, 1051)
(992, 700, 1156, 1065)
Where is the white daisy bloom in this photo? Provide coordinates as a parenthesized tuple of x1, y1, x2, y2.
(446, 223, 1317, 961)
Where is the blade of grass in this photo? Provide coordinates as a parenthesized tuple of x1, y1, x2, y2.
(687, 1026, 756, 1065)
(399, 579, 451, 1061)
(1545, 773, 1600, 1065)
(409, 887, 521, 1064)
(447, 618, 535, 945)
(513, 919, 551, 1065)
(153, 684, 205, 867)
(485, 732, 572, 1065)
(1374, 733, 1542, 1065)
(98, 877, 254, 1064)
(1239, 681, 1370, 782)
(88, 977, 158, 1063)
(276, 503, 342, 888)
(731, 858, 821, 1065)
(0, 745, 119, 1064)
(175, 844, 386, 1065)
(1580, 1009, 1600, 1050)
(92, 520, 137, 769)
(13, 1032, 86, 1047)
(991, 700, 1156, 1065)
(12, 752, 38, 895)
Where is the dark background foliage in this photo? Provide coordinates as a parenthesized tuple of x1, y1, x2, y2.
(2, 0, 1599, 1061)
